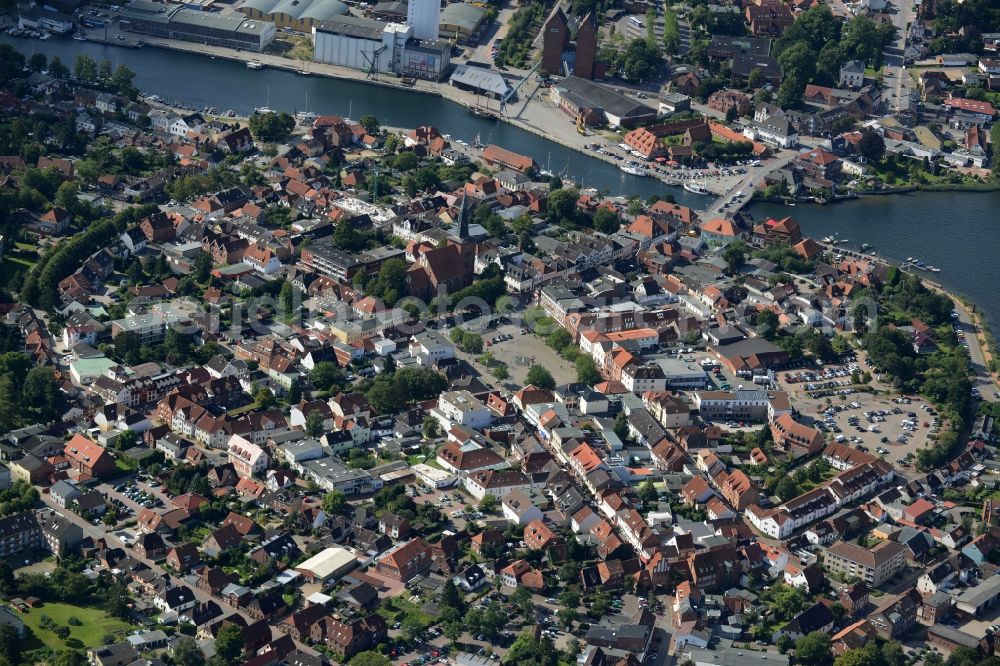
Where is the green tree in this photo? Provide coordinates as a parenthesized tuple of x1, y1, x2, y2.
(322, 490, 347, 516)
(254, 386, 276, 410)
(116, 429, 139, 451)
(310, 361, 345, 391)
(614, 410, 630, 442)
(366, 258, 408, 306)
(502, 632, 563, 666)
(48, 56, 69, 78)
(478, 494, 498, 513)
(857, 128, 886, 164)
(422, 416, 441, 440)
(775, 476, 800, 501)
(525, 364, 556, 390)
(592, 207, 620, 233)
(28, 52, 47, 72)
(172, 637, 205, 666)
(110, 64, 138, 98)
(305, 410, 326, 437)
(747, 66, 764, 90)
(840, 15, 881, 66)
(777, 72, 807, 108)
(575, 355, 601, 385)
(817, 42, 844, 84)
(757, 310, 780, 340)
(0, 376, 17, 434)
(722, 241, 748, 273)
(796, 631, 833, 665)
(443, 619, 462, 643)
(351, 653, 392, 666)
(440, 578, 466, 612)
(359, 115, 381, 135)
(73, 54, 97, 83)
(288, 379, 302, 404)
(248, 111, 295, 142)
(0, 623, 21, 665)
(279, 280, 295, 316)
(214, 623, 245, 665)
(22, 367, 65, 422)
(637, 479, 658, 503)
(194, 251, 212, 282)
(547, 328, 573, 352)
(392, 151, 420, 171)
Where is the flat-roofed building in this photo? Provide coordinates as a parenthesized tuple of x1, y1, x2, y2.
(122, 0, 277, 50)
(295, 547, 358, 583)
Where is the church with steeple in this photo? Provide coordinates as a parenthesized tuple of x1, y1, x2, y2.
(404, 194, 477, 300)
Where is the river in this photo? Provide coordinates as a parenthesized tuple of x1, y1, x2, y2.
(751, 192, 1000, 332)
(2, 34, 709, 206)
(8, 36, 999, 328)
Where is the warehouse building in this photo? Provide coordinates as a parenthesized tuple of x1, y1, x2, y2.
(449, 63, 511, 99)
(239, 0, 348, 32)
(312, 16, 452, 80)
(313, 16, 409, 73)
(438, 2, 487, 43)
(549, 76, 657, 128)
(122, 0, 276, 51)
(294, 547, 359, 584)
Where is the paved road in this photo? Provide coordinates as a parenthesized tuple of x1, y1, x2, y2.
(702, 150, 799, 218)
(882, 0, 917, 113)
(952, 299, 1000, 402)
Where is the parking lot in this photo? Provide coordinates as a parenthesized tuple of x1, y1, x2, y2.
(446, 319, 578, 389)
(784, 384, 938, 470)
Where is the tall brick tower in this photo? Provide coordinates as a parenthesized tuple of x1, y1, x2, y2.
(574, 11, 597, 79)
(542, 7, 569, 76)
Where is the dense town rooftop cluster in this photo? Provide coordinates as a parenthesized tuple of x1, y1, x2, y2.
(0, 1, 999, 663)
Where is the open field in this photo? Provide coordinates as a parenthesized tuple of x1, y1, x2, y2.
(15, 601, 131, 651)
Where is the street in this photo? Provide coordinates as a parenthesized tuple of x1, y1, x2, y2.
(881, 0, 917, 113)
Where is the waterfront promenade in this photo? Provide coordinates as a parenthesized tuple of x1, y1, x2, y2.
(97, 30, 759, 206)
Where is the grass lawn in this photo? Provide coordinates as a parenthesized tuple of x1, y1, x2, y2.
(16, 601, 131, 651)
(377, 595, 432, 626)
(0, 256, 34, 285)
(228, 400, 261, 416)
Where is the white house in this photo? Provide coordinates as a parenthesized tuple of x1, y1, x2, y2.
(243, 244, 283, 274)
(744, 116, 798, 149)
(409, 332, 454, 365)
(433, 390, 492, 430)
(501, 489, 545, 525)
(153, 586, 198, 613)
(226, 435, 271, 478)
(121, 228, 147, 255)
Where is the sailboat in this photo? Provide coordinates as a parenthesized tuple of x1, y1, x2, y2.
(296, 91, 317, 124)
(254, 86, 274, 114)
(468, 90, 498, 120)
(539, 152, 553, 177)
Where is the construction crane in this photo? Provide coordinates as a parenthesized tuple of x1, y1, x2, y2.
(363, 44, 388, 80)
(499, 59, 541, 116)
